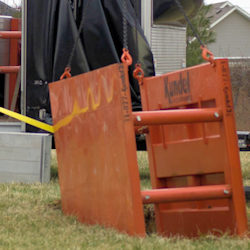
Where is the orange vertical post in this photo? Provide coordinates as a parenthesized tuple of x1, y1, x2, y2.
(217, 60, 248, 235)
(8, 18, 20, 110)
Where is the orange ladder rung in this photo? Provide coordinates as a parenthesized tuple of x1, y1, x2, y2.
(141, 185, 232, 204)
(0, 66, 20, 73)
(133, 108, 223, 126)
(0, 31, 21, 39)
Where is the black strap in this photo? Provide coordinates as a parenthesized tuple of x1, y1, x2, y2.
(133, 0, 140, 64)
(66, 0, 91, 69)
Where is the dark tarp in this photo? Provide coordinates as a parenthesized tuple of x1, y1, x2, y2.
(26, 0, 155, 132)
(26, 0, 203, 132)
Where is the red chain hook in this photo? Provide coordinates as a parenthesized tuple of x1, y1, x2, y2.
(121, 48, 133, 66)
(133, 63, 144, 85)
(121, 48, 144, 84)
(201, 46, 215, 66)
(60, 67, 72, 80)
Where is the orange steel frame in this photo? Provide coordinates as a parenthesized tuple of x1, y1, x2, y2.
(49, 59, 247, 237)
(0, 18, 21, 110)
(139, 59, 247, 237)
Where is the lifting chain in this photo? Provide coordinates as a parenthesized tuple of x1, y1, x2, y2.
(174, 0, 215, 65)
(60, 0, 91, 79)
(121, 0, 133, 66)
(122, 0, 128, 50)
(133, 63, 144, 85)
(132, 0, 144, 84)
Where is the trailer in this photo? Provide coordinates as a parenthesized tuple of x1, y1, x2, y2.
(237, 131, 250, 151)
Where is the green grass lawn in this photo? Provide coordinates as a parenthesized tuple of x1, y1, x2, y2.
(0, 152, 250, 249)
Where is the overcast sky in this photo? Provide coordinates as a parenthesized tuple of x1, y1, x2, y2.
(2, 0, 250, 15)
(1, 0, 21, 7)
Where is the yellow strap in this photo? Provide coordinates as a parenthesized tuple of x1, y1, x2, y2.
(0, 107, 54, 133)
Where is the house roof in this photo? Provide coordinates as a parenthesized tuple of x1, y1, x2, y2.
(0, 1, 19, 16)
(206, 1, 250, 28)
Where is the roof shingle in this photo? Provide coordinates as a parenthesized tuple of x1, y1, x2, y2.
(206, 1, 235, 24)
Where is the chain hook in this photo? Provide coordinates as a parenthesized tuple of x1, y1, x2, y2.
(201, 46, 215, 66)
(121, 48, 133, 66)
(60, 67, 72, 80)
(133, 63, 144, 85)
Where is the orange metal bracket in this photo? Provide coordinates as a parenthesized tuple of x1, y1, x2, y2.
(121, 48, 133, 66)
(201, 46, 215, 65)
(133, 63, 144, 85)
(60, 67, 72, 80)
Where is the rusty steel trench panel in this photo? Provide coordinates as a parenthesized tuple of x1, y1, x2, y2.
(49, 63, 146, 236)
(139, 59, 248, 237)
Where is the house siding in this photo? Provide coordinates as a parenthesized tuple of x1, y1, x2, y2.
(151, 25, 186, 75)
(209, 11, 250, 57)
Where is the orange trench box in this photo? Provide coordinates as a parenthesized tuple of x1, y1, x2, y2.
(49, 63, 146, 236)
(139, 59, 248, 237)
(49, 59, 248, 237)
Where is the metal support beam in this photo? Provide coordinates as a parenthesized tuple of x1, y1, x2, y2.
(142, 185, 232, 204)
(0, 31, 21, 39)
(133, 108, 223, 126)
(0, 66, 20, 73)
(21, 0, 27, 131)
